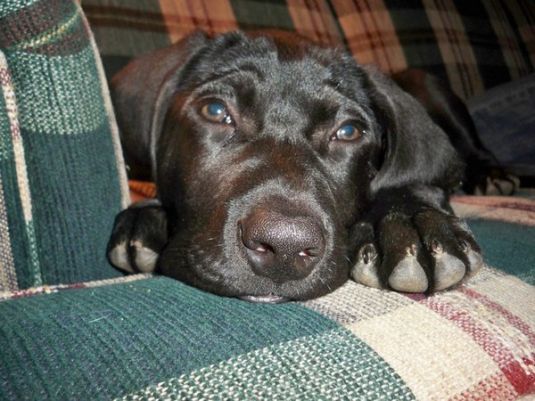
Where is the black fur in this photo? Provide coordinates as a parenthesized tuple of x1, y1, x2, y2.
(108, 31, 484, 302)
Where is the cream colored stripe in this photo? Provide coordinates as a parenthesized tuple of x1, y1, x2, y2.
(0, 53, 33, 222)
(160, 0, 238, 41)
(348, 303, 501, 401)
(0, 273, 153, 301)
(483, 0, 528, 80)
(466, 274, 535, 329)
(422, 0, 483, 98)
(366, 0, 407, 72)
(79, 5, 130, 209)
(0, 51, 42, 286)
(452, 204, 535, 227)
(503, 1, 535, 67)
(338, 6, 376, 65)
(0, 176, 18, 292)
(15, 10, 79, 50)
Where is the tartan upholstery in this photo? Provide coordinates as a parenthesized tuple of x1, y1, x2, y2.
(83, 0, 534, 100)
(0, 0, 130, 292)
(0, 1, 534, 400)
(1, 198, 535, 400)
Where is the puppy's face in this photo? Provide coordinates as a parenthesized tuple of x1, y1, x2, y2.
(155, 33, 383, 301)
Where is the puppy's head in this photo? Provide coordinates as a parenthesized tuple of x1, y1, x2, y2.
(112, 31, 461, 301)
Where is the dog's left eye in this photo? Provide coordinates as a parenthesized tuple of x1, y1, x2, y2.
(331, 123, 364, 142)
(200, 102, 234, 125)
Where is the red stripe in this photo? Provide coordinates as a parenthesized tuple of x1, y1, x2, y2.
(423, 295, 535, 395)
(461, 287, 535, 348)
(450, 373, 517, 401)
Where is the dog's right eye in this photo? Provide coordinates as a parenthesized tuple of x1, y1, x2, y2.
(200, 102, 234, 125)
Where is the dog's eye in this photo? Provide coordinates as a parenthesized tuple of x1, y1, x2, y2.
(200, 102, 234, 125)
(331, 123, 364, 142)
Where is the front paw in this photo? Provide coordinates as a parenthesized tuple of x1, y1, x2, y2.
(107, 200, 168, 273)
(351, 210, 483, 292)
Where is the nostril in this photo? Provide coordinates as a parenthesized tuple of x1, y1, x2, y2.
(298, 248, 320, 258)
(239, 221, 275, 255)
(238, 210, 325, 281)
(251, 242, 273, 254)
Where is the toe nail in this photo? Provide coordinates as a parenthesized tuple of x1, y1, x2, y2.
(135, 247, 158, 273)
(467, 249, 484, 274)
(351, 261, 382, 288)
(108, 242, 134, 273)
(352, 246, 381, 288)
(431, 240, 443, 254)
(434, 253, 466, 290)
(388, 256, 428, 292)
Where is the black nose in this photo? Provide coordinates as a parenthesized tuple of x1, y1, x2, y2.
(239, 208, 325, 282)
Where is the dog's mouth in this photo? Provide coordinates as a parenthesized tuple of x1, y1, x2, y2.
(239, 294, 289, 303)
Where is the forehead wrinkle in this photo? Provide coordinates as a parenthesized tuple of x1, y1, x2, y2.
(195, 62, 266, 89)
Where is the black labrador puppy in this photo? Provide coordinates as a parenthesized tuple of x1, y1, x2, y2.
(107, 31, 485, 303)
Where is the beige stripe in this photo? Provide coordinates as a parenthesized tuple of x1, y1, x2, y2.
(348, 303, 501, 401)
(287, 0, 341, 46)
(0, 52, 34, 223)
(451, 196, 535, 226)
(503, 1, 535, 67)
(337, 1, 406, 72)
(423, 0, 484, 99)
(466, 274, 535, 329)
(79, 5, 130, 209)
(0, 51, 42, 286)
(0, 273, 153, 301)
(337, 2, 376, 66)
(302, 280, 413, 325)
(484, 0, 529, 79)
(159, 0, 238, 42)
(505, 0, 535, 68)
(0, 176, 18, 292)
(364, 0, 407, 72)
(15, 10, 79, 50)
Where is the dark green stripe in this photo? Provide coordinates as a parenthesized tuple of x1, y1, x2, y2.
(468, 218, 535, 284)
(0, 84, 33, 289)
(0, 277, 340, 400)
(21, 124, 124, 284)
(230, 0, 295, 31)
(120, 328, 415, 401)
(500, 0, 534, 74)
(454, 1, 511, 89)
(383, 0, 450, 85)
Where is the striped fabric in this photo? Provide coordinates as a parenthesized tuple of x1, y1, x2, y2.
(0, 0, 130, 292)
(1, 192, 532, 400)
(83, 0, 534, 100)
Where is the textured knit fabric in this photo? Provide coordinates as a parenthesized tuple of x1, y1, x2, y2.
(1, 194, 532, 401)
(0, 0, 130, 292)
(82, 0, 534, 100)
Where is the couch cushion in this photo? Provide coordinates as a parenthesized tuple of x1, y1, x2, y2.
(0, 0, 130, 292)
(467, 73, 535, 177)
(82, 0, 534, 100)
(0, 261, 534, 400)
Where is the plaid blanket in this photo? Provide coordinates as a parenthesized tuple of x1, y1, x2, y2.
(1, 192, 533, 400)
(83, 0, 534, 100)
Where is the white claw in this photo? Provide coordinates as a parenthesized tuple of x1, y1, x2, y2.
(108, 241, 134, 273)
(130, 240, 159, 273)
(389, 256, 428, 293)
(352, 260, 382, 289)
(434, 252, 466, 290)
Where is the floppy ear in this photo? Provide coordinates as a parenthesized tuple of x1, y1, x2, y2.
(111, 32, 209, 180)
(362, 66, 464, 194)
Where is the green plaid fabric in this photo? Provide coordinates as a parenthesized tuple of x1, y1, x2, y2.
(0, 0, 130, 292)
(83, 0, 534, 100)
(1, 2, 534, 400)
(0, 197, 534, 400)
